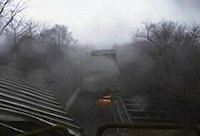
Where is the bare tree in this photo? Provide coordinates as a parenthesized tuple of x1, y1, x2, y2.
(23, 19, 40, 39)
(9, 19, 25, 46)
(7, 19, 39, 48)
(40, 25, 74, 47)
(136, 21, 200, 96)
(117, 21, 200, 127)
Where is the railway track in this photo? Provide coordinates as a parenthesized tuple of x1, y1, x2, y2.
(114, 94, 181, 123)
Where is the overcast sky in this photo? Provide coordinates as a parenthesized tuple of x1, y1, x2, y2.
(24, 0, 200, 48)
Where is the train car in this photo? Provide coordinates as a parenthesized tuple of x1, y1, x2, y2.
(81, 50, 119, 92)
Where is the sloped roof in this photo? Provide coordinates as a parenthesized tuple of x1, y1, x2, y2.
(0, 75, 81, 135)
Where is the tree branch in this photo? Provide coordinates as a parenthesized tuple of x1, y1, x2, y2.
(0, 0, 26, 36)
(0, 0, 9, 16)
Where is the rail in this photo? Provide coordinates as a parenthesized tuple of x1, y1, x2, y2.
(96, 122, 200, 136)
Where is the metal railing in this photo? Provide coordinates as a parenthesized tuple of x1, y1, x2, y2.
(14, 125, 73, 136)
(96, 122, 200, 136)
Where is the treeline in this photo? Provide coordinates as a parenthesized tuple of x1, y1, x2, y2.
(1, 22, 81, 104)
(116, 20, 200, 103)
(0, 0, 83, 104)
(0, 0, 75, 73)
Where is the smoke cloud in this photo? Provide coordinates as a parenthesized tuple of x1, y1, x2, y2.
(24, 0, 200, 47)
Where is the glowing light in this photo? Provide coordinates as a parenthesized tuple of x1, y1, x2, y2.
(98, 94, 112, 105)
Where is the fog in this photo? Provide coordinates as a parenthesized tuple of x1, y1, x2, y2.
(1, 0, 200, 135)
(80, 56, 119, 91)
(24, 0, 200, 48)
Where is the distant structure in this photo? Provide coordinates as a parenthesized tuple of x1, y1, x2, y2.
(81, 50, 119, 91)
(91, 50, 117, 63)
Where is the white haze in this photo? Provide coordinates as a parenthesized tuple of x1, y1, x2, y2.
(24, 0, 200, 48)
